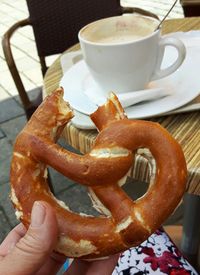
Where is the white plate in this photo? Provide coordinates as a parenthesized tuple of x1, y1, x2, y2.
(60, 31, 200, 129)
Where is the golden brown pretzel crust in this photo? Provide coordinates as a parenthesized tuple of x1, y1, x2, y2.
(10, 88, 187, 259)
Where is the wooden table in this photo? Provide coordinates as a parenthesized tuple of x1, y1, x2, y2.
(44, 17, 200, 266)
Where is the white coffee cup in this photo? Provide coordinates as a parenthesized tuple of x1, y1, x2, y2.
(78, 15, 186, 95)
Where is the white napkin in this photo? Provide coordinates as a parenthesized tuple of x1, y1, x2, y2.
(60, 50, 82, 73)
(118, 88, 171, 107)
(84, 87, 171, 108)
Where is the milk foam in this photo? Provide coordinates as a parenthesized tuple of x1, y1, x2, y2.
(95, 33, 142, 43)
(81, 15, 159, 44)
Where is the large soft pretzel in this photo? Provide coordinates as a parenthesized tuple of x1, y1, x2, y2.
(10, 88, 187, 259)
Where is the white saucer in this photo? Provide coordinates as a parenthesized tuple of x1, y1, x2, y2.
(60, 31, 200, 129)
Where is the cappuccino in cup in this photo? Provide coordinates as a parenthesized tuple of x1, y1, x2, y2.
(81, 16, 158, 44)
(78, 15, 186, 95)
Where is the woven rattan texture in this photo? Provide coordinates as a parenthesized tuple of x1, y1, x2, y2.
(26, 0, 122, 57)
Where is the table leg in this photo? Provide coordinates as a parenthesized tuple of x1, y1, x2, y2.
(181, 193, 200, 268)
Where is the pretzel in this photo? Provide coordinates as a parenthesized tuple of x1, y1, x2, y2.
(10, 88, 187, 259)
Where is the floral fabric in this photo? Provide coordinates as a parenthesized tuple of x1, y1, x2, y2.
(112, 228, 198, 275)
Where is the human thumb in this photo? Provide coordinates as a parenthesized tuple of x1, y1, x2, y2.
(2, 201, 58, 275)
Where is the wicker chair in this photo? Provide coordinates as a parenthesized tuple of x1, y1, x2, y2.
(180, 0, 200, 16)
(2, 0, 158, 120)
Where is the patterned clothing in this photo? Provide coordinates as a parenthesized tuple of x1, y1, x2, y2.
(113, 228, 198, 275)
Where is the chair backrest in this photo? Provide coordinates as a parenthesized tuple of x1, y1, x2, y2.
(26, 0, 122, 58)
(180, 0, 200, 16)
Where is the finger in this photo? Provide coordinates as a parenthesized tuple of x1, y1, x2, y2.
(0, 201, 58, 275)
(65, 254, 120, 275)
(0, 223, 27, 256)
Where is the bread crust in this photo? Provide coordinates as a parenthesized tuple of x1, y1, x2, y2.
(10, 88, 187, 259)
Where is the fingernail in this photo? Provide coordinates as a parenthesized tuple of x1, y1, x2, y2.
(31, 201, 46, 227)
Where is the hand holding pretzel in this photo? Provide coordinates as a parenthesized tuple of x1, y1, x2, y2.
(10, 88, 187, 259)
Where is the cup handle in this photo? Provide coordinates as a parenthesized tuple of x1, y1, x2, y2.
(151, 36, 186, 80)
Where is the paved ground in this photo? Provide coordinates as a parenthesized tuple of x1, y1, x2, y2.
(0, 0, 184, 263)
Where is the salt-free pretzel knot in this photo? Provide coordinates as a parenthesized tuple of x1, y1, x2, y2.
(10, 88, 187, 259)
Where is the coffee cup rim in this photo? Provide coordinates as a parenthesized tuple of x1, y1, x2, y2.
(78, 15, 160, 46)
